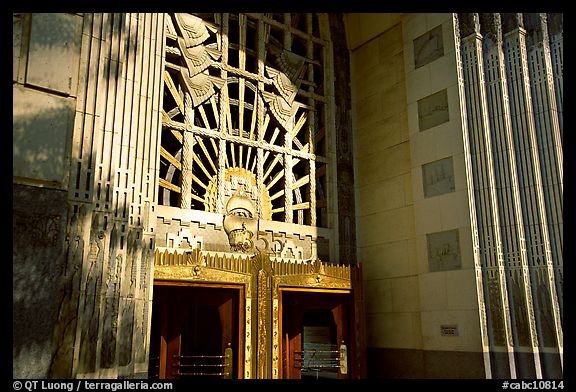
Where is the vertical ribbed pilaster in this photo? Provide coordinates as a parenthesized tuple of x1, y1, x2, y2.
(459, 13, 516, 378)
(544, 14, 564, 320)
(456, 12, 563, 379)
(524, 14, 563, 329)
(66, 12, 165, 378)
(453, 13, 492, 379)
(547, 14, 563, 143)
(481, 13, 541, 378)
(503, 14, 562, 375)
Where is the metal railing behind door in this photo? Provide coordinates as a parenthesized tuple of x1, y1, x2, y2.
(294, 342, 348, 377)
(172, 344, 233, 378)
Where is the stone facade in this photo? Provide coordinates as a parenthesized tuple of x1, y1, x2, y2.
(349, 12, 563, 378)
(13, 13, 164, 379)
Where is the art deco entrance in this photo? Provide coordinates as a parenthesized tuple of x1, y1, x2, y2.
(150, 248, 366, 379)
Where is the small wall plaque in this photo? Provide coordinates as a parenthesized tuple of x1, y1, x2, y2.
(441, 325, 459, 336)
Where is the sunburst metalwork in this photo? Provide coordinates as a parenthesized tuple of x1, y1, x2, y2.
(158, 13, 330, 226)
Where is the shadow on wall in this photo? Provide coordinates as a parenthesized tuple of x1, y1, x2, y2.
(13, 13, 138, 187)
(12, 13, 138, 378)
(13, 91, 75, 186)
(12, 184, 68, 378)
(13, 12, 83, 186)
(12, 13, 80, 378)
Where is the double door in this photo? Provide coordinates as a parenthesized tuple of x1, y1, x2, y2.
(148, 282, 360, 379)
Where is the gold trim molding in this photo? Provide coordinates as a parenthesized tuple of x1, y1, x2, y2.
(153, 248, 359, 379)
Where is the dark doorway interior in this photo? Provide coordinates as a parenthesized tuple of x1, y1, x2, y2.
(149, 283, 240, 379)
(281, 290, 352, 379)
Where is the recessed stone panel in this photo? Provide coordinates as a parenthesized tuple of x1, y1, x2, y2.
(422, 156, 455, 198)
(27, 13, 83, 95)
(13, 87, 75, 185)
(427, 229, 461, 272)
(413, 24, 444, 69)
(418, 89, 449, 131)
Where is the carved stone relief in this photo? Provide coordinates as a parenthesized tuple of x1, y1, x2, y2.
(418, 89, 450, 131)
(13, 210, 61, 248)
(101, 225, 122, 369)
(413, 24, 444, 69)
(422, 156, 455, 198)
(261, 47, 306, 131)
(426, 229, 461, 272)
(77, 217, 104, 374)
(173, 13, 224, 108)
(156, 210, 322, 262)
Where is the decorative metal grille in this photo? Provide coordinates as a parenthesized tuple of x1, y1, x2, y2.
(159, 13, 331, 226)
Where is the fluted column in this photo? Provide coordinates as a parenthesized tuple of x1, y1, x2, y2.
(481, 13, 542, 378)
(459, 13, 516, 378)
(456, 12, 563, 378)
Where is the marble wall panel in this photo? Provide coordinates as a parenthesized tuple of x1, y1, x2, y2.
(422, 156, 455, 198)
(413, 24, 444, 69)
(426, 229, 461, 272)
(418, 89, 449, 131)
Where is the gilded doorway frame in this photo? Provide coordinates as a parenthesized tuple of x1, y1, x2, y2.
(153, 248, 365, 379)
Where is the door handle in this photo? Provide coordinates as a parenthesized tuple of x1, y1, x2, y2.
(339, 342, 348, 375)
(223, 343, 233, 379)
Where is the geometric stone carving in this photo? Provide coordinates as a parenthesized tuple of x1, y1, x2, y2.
(260, 90, 299, 130)
(427, 229, 461, 272)
(261, 46, 306, 131)
(413, 24, 444, 69)
(177, 40, 221, 77)
(422, 156, 455, 198)
(418, 88, 449, 131)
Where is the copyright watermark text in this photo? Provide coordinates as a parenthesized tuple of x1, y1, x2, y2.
(13, 381, 173, 392)
(502, 380, 564, 390)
